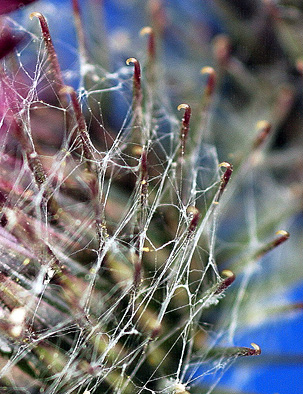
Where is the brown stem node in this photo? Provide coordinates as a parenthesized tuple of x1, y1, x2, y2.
(150, 322, 161, 340)
(126, 57, 141, 86)
(213, 34, 231, 67)
(177, 103, 191, 157)
(253, 120, 272, 150)
(216, 162, 233, 202)
(214, 269, 236, 295)
(250, 343, 261, 356)
(140, 26, 156, 61)
(234, 343, 262, 357)
(201, 66, 216, 97)
(187, 206, 200, 237)
(131, 251, 142, 288)
(273, 230, 290, 246)
(126, 57, 142, 106)
(255, 230, 289, 260)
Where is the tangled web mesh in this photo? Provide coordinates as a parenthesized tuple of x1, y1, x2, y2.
(0, 4, 295, 394)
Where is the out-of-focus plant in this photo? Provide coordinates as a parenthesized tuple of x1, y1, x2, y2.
(0, 1, 302, 393)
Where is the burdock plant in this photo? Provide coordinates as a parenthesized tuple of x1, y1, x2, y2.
(0, 0, 302, 393)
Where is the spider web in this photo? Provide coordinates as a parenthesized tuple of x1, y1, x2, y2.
(0, 3, 297, 394)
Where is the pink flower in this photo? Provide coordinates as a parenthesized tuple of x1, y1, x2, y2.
(0, 28, 24, 59)
(0, 0, 37, 57)
(0, 0, 37, 15)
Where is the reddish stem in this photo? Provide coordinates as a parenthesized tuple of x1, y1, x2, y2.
(187, 206, 200, 237)
(72, 0, 88, 64)
(140, 26, 156, 62)
(201, 67, 216, 97)
(214, 270, 236, 295)
(216, 162, 233, 202)
(61, 86, 96, 166)
(30, 13, 64, 90)
(126, 57, 142, 108)
(253, 120, 271, 150)
(255, 230, 289, 260)
(177, 103, 191, 157)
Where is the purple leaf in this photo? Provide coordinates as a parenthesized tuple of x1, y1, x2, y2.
(0, 0, 38, 15)
(0, 28, 24, 59)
